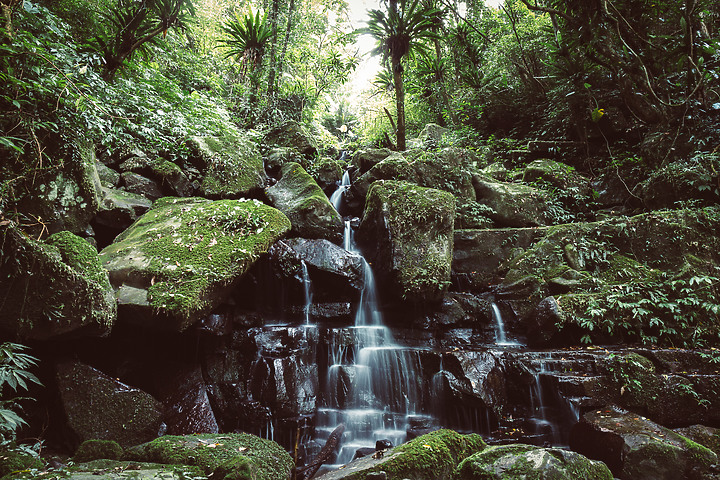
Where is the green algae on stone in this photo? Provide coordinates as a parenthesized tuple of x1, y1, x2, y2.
(73, 439, 124, 463)
(99, 197, 290, 331)
(126, 433, 293, 480)
(0, 223, 115, 340)
(455, 444, 613, 480)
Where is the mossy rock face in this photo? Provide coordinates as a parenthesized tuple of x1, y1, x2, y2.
(16, 140, 102, 236)
(265, 147, 308, 173)
(1, 460, 206, 480)
(95, 187, 153, 231)
(472, 176, 550, 227)
(266, 162, 343, 243)
(73, 439, 124, 462)
(316, 429, 486, 480)
(99, 197, 290, 331)
(194, 134, 266, 199)
(309, 156, 344, 192)
(455, 444, 613, 480)
(0, 224, 115, 340)
(263, 120, 317, 157)
(57, 361, 164, 448)
(358, 180, 455, 304)
(0, 448, 44, 478)
(522, 159, 592, 193)
(570, 405, 718, 480)
(674, 425, 720, 457)
(351, 148, 393, 174)
(350, 149, 476, 204)
(501, 207, 720, 348)
(126, 433, 293, 480)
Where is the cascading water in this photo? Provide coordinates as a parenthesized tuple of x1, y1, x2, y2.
(315, 170, 430, 470)
(491, 302, 520, 347)
(300, 260, 312, 325)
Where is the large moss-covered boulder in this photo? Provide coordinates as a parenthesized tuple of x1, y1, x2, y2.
(15, 140, 103, 236)
(358, 181, 455, 304)
(266, 162, 343, 243)
(472, 176, 550, 227)
(316, 429, 486, 480)
(0, 225, 115, 339)
(263, 120, 317, 157)
(186, 134, 266, 199)
(350, 149, 476, 204)
(456, 444, 613, 480)
(126, 433, 294, 480)
(99, 197, 290, 331)
(57, 361, 164, 448)
(570, 406, 718, 480)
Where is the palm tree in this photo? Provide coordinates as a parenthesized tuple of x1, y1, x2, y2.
(219, 8, 274, 102)
(362, 0, 443, 150)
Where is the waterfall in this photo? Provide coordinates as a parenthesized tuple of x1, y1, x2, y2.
(300, 260, 312, 325)
(491, 302, 520, 347)
(314, 168, 431, 471)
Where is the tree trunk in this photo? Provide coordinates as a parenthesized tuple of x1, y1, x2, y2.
(277, 0, 296, 93)
(393, 61, 406, 151)
(266, 0, 281, 100)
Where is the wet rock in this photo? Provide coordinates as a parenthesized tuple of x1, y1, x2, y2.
(99, 197, 290, 331)
(96, 161, 121, 188)
(570, 406, 718, 480)
(0, 225, 115, 339)
(358, 180, 455, 304)
(674, 425, 720, 457)
(315, 429, 486, 480)
(126, 433, 294, 479)
(56, 361, 164, 448)
(251, 353, 318, 418)
(121, 172, 164, 200)
(472, 176, 550, 227)
(263, 120, 317, 157)
(266, 162, 343, 243)
(191, 134, 266, 199)
(94, 187, 153, 230)
(453, 351, 508, 416)
(158, 366, 219, 435)
(456, 444, 613, 480)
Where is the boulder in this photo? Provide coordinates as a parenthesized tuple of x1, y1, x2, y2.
(126, 433, 294, 479)
(310, 156, 344, 192)
(120, 172, 164, 200)
(158, 365, 219, 435)
(358, 181, 455, 304)
(0, 225, 115, 339)
(99, 197, 290, 331)
(315, 429, 486, 480)
(263, 120, 317, 157)
(472, 176, 550, 227)
(95, 161, 120, 188)
(268, 237, 364, 303)
(149, 158, 193, 197)
(456, 444, 613, 480)
(351, 148, 393, 174)
(94, 187, 153, 231)
(674, 425, 720, 457)
(16, 140, 102, 236)
(192, 134, 266, 199)
(570, 406, 718, 480)
(266, 162, 343, 243)
(56, 361, 164, 448)
(522, 159, 593, 193)
(350, 149, 477, 205)
(265, 147, 308, 174)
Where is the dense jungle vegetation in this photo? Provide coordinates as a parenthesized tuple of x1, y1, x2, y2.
(2, 0, 720, 475)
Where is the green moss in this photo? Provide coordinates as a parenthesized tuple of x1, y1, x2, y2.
(151, 158, 182, 177)
(73, 439, 124, 462)
(101, 198, 290, 322)
(0, 449, 44, 477)
(45, 231, 111, 289)
(210, 456, 256, 480)
(125, 433, 293, 480)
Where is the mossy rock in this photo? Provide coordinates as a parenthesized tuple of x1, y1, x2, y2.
(0, 460, 206, 480)
(73, 440, 124, 462)
(266, 162, 343, 243)
(99, 197, 290, 331)
(0, 224, 115, 340)
(57, 361, 164, 448)
(0, 448, 44, 478)
(316, 429, 486, 480)
(472, 176, 550, 227)
(195, 133, 266, 199)
(126, 433, 293, 480)
(263, 120, 317, 157)
(358, 180, 455, 304)
(455, 444, 613, 480)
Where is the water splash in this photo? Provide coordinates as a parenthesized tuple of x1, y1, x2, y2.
(301, 260, 312, 325)
(491, 302, 520, 347)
